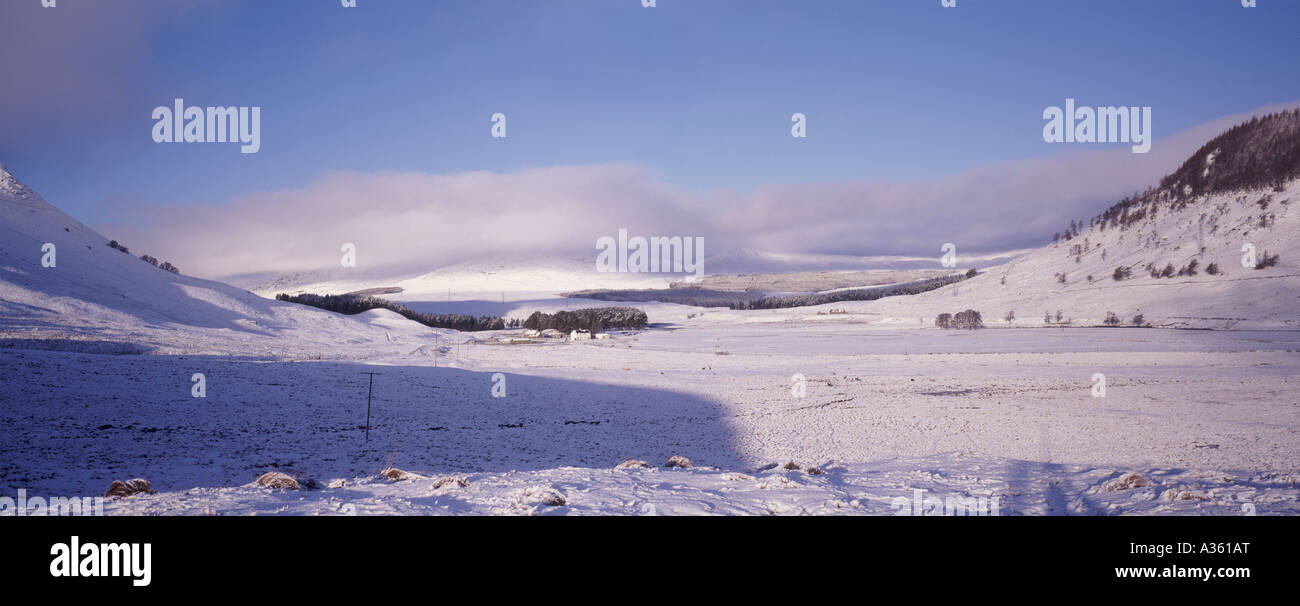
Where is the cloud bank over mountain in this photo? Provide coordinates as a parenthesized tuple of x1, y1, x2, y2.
(98, 102, 1299, 281)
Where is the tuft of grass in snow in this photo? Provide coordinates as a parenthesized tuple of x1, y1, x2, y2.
(104, 478, 153, 497)
(430, 476, 468, 490)
(1100, 472, 1150, 492)
(521, 486, 567, 507)
(253, 472, 300, 490)
(381, 467, 424, 481)
(1162, 488, 1209, 501)
(665, 455, 692, 469)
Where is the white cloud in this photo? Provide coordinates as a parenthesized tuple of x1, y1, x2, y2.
(100, 101, 1300, 281)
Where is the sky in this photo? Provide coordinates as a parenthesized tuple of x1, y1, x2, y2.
(1, 0, 1298, 279)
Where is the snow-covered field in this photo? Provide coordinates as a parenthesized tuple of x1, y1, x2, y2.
(2, 165, 1298, 515)
(2, 325, 1296, 515)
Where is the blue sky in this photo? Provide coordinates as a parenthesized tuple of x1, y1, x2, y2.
(1, 0, 1298, 276)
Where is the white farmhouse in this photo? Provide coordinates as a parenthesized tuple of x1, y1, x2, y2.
(569, 329, 591, 341)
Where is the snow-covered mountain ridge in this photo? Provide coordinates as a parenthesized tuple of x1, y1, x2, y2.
(778, 111, 1300, 330)
(0, 165, 443, 356)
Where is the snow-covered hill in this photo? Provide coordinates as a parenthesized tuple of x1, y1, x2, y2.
(0, 165, 443, 356)
(718, 112, 1300, 330)
(960, 180, 1300, 330)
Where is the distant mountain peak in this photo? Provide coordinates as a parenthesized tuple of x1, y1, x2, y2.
(0, 164, 44, 207)
(1075, 109, 1300, 239)
(1158, 108, 1300, 199)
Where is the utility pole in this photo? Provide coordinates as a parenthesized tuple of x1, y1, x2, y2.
(361, 371, 380, 443)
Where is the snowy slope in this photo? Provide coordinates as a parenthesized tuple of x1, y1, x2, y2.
(692, 177, 1300, 331)
(846, 114, 1300, 330)
(0, 165, 445, 356)
(839, 180, 1300, 331)
(968, 181, 1300, 329)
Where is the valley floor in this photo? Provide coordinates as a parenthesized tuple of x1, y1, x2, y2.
(1, 324, 1296, 515)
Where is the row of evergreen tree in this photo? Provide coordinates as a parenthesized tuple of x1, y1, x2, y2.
(523, 307, 648, 333)
(729, 272, 970, 310)
(276, 293, 509, 331)
(563, 287, 764, 308)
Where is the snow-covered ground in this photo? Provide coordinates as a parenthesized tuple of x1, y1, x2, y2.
(2, 326, 1296, 515)
(1, 165, 1298, 515)
(93, 455, 1287, 516)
